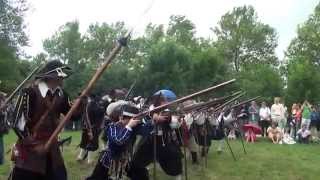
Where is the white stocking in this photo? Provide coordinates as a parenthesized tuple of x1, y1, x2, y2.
(77, 149, 86, 160)
(87, 151, 93, 164)
(174, 174, 182, 180)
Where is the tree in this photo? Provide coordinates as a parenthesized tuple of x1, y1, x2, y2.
(214, 5, 278, 72)
(237, 64, 283, 103)
(286, 3, 320, 66)
(83, 22, 127, 65)
(0, 0, 29, 92)
(43, 21, 84, 65)
(43, 21, 87, 97)
(286, 57, 320, 105)
(167, 15, 197, 48)
(0, 0, 28, 52)
(0, 41, 20, 92)
(139, 40, 193, 95)
(190, 47, 230, 94)
(285, 2, 320, 105)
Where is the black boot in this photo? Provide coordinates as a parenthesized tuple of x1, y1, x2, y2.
(191, 152, 198, 164)
(201, 147, 205, 157)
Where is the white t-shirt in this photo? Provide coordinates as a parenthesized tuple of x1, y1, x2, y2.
(259, 107, 271, 120)
(271, 103, 285, 120)
(297, 129, 311, 138)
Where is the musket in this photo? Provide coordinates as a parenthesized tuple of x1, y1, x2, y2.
(124, 80, 137, 100)
(216, 96, 261, 113)
(44, 33, 131, 151)
(184, 91, 243, 113)
(229, 96, 261, 110)
(0, 65, 41, 111)
(134, 79, 236, 119)
(213, 92, 246, 113)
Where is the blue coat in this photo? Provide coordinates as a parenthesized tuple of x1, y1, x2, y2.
(100, 122, 133, 168)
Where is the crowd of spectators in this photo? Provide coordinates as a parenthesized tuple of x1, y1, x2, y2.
(242, 97, 320, 144)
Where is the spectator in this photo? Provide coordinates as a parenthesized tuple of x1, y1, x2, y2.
(289, 104, 296, 138)
(0, 92, 8, 165)
(297, 124, 311, 144)
(271, 97, 286, 133)
(259, 101, 271, 137)
(267, 121, 282, 144)
(310, 106, 320, 139)
(301, 100, 312, 129)
(295, 103, 302, 129)
(248, 101, 259, 125)
(237, 104, 249, 130)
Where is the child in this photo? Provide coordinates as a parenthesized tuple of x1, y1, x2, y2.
(297, 124, 311, 144)
(86, 101, 140, 180)
(267, 122, 282, 144)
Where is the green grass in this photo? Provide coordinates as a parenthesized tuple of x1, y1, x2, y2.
(1, 131, 319, 180)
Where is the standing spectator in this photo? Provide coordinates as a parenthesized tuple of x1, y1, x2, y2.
(248, 101, 259, 125)
(301, 100, 312, 129)
(297, 124, 311, 144)
(289, 104, 297, 138)
(310, 106, 320, 139)
(237, 104, 249, 130)
(259, 101, 271, 137)
(271, 97, 286, 133)
(295, 103, 302, 129)
(0, 92, 8, 165)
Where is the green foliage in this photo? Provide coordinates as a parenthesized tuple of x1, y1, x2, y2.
(1, 3, 285, 100)
(237, 64, 283, 102)
(139, 40, 193, 95)
(286, 57, 320, 105)
(190, 48, 230, 93)
(0, 0, 29, 93)
(286, 3, 320, 65)
(214, 5, 278, 72)
(286, 2, 320, 105)
(0, 0, 28, 52)
(167, 15, 196, 47)
(0, 42, 20, 91)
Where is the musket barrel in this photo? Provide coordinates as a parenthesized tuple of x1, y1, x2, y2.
(215, 96, 261, 113)
(135, 79, 236, 118)
(0, 65, 41, 110)
(187, 90, 243, 113)
(214, 92, 246, 112)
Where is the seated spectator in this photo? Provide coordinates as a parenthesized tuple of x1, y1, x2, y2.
(297, 124, 311, 144)
(267, 122, 282, 144)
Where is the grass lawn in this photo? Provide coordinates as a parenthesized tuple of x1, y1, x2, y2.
(0, 131, 319, 180)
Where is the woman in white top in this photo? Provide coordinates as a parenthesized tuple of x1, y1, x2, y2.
(271, 97, 286, 132)
(259, 101, 271, 137)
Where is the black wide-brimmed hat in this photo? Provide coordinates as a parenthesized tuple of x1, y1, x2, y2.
(35, 60, 72, 79)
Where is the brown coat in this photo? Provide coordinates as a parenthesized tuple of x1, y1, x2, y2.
(14, 85, 71, 174)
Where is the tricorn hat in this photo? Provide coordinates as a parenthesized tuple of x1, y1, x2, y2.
(35, 60, 72, 79)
